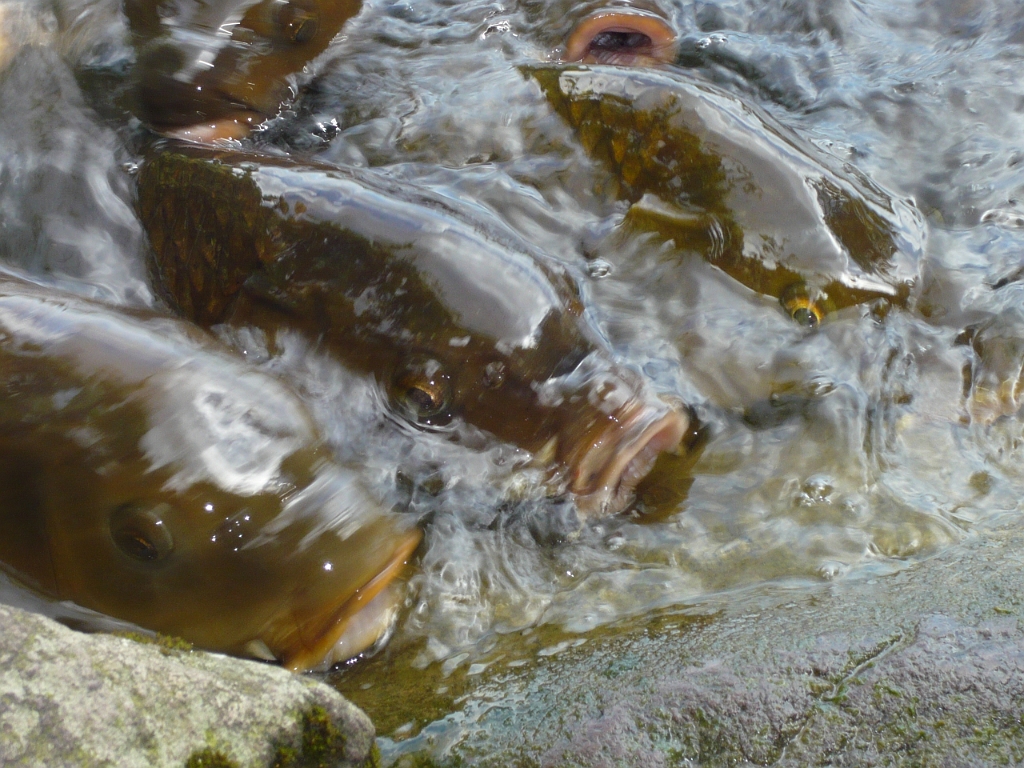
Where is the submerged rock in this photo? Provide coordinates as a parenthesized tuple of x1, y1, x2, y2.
(0, 602, 377, 768)
(360, 518, 1024, 767)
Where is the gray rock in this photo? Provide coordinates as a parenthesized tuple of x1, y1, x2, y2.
(372, 520, 1024, 767)
(0, 603, 378, 768)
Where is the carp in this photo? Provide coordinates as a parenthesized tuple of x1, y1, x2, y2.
(526, 64, 926, 326)
(125, 0, 363, 141)
(136, 146, 691, 518)
(0, 273, 420, 671)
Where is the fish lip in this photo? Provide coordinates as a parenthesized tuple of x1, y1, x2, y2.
(275, 527, 422, 672)
(571, 404, 689, 518)
(562, 9, 679, 66)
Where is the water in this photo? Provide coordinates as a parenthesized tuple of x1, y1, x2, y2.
(2, 0, 1024, 753)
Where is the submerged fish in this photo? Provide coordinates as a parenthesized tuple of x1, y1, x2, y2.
(125, 0, 363, 141)
(136, 146, 691, 518)
(0, 274, 420, 671)
(526, 65, 926, 325)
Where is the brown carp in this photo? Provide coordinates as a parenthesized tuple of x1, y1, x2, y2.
(125, 0, 363, 141)
(526, 65, 926, 326)
(0, 273, 420, 671)
(136, 146, 691, 518)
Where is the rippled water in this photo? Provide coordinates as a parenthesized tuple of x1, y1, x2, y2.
(3, 0, 1024, 746)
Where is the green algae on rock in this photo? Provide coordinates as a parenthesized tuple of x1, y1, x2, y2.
(111, 630, 195, 655)
(185, 748, 240, 768)
(0, 603, 376, 767)
(187, 705, 385, 768)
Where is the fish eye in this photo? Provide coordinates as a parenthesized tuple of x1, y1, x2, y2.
(276, 1, 318, 44)
(781, 284, 827, 328)
(109, 502, 175, 563)
(482, 361, 506, 389)
(391, 359, 453, 425)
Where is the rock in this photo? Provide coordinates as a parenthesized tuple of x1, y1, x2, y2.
(0, 603, 378, 768)
(374, 519, 1024, 766)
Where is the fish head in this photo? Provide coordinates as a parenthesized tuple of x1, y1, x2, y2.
(126, 0, 363, 140)
(135, 148, 693, 520)
(381, 305, 691, 519)
(6, 358, 418, 670)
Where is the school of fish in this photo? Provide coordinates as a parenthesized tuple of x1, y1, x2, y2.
(0, 0, 970, 671)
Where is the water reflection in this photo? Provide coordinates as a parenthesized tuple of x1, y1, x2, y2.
(1, 0, 1024, 739)
(0, 42, 150, 305)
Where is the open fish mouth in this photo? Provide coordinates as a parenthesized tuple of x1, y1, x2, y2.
(563, 9, 678, 66)
(269, 527, 422, 672)
(570, 403, 690, 518)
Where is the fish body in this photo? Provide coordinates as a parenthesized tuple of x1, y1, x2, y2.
(136, 147, 691, 517)
(0, 274, 419, 670)
(125, 0, 363, 139)
(527, 65, 926, 319)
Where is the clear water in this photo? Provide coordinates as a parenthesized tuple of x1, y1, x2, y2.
(3, 0, 1024, 745)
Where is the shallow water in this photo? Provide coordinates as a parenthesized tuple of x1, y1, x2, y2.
(3, 0, 1024, 755)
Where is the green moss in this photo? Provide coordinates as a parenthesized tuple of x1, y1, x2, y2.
(111, 630, 193, 654)
(390, 754, 466, 768)
(272, 744, 300, 767)
(184, 748, 240, 768)
(271, 706, 349, 768)
(364, 742, 382, 768)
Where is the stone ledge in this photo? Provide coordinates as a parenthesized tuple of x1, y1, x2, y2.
(0, 603, 377, 768)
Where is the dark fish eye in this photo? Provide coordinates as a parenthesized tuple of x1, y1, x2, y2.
(109, 502, 175, 563)
(781, 284, 826, 328)
(482, 361, 506, 389)
(392, 359, 452, 425)
(277, 1, 319, 44)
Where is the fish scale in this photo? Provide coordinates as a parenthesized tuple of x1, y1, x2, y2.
(526, 64, 926, 320)
(137, 145, 692, 519)
(139, 153, 276, 324)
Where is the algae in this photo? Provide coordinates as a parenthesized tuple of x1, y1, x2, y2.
(110, 630, 194, 654)
(271, 704, 365, 768)
(185, 748, 240, 768)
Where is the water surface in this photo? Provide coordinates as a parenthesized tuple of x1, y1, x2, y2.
(2, 0, 1024, 757)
